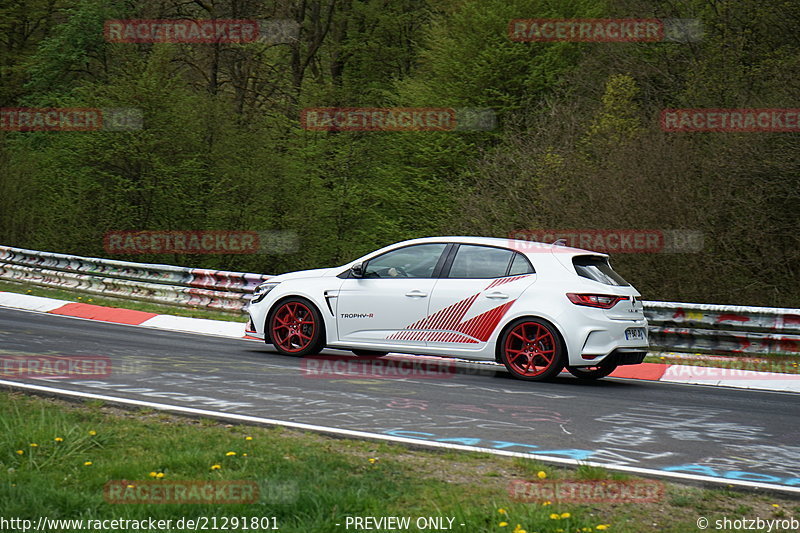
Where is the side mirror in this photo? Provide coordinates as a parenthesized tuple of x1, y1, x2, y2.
(351, 262, 364, 278)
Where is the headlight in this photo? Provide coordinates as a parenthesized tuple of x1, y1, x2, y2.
(251, 282, 279, 304)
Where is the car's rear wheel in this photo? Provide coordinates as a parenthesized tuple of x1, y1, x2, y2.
(499, 318, 565, 381)
(566, 364, 618, 380)
(351, 349, 388, 357)
(268, 298, 325, 356)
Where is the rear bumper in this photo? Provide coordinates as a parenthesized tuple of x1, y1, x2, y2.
(601, 348, 647, 367)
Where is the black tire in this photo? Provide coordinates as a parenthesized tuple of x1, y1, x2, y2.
(497, 317, 565, 381)
(351, 349, 388, 357)
(267, 297, 326, 357)
(566, 364, 618, 380)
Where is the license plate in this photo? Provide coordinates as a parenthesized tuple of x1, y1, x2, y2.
(625, 327, 646, 341)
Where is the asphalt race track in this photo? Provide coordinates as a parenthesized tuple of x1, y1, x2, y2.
(1, 307, 798, 494)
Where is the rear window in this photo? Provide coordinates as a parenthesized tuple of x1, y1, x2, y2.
(573, 256, 629, 286)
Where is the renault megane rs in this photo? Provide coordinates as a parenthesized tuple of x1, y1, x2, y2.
(245, 236, 648, 381)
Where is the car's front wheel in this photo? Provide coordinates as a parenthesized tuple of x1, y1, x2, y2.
(268, 298, 326, 356)
(498, 318, 565, 381)
(566, 364, 617, 380)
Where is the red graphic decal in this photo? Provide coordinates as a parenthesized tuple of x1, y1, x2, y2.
(455, 300, 516, 342)
(388, 277, 529, 343)
(486, 275, 531, 289)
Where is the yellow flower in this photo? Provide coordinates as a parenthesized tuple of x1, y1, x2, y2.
(210, 464, 221, 470)
(537, 470, 547, 479)
(368, 458, 377, 464)
(16, 450, 23, 455)
(242, 453, 248, 457)
(542, 501, 551, 506)
(560, 513, 570, 519)
(54, 437, 64, 443)
(29, 443, 38, 447)
(226, 451, 236, 456)
(149, 472, 157, 478)
(512, 525, 526, 533)
(245, 436, 253, 441)
(550, 514, 560, 520)
(127, 484, 135, 489)
(88, 430, 97, 436)
(499, 522, 508, 527)
(596, 525, 610, 530)
(156, 472, 165, 479)
(772, 504, 780, 508)
(83, 461, 93, 466)
(498, 509, 507, 515)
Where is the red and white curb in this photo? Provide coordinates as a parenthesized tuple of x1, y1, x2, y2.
(1, 291, 799, 393)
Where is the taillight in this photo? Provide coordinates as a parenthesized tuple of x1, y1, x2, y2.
(567, 293, 629, 309)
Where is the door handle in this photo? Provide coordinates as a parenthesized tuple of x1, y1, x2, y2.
(405, 290, 428, 298)
(485, 291, 509, 299)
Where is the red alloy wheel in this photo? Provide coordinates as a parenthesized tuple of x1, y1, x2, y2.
(270, 301, 317, 353)
(501, 320, 563, 380)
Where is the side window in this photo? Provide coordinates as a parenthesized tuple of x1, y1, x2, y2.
(447, 245, 514, 279)
(364, 243, 447, 278)
(508, 252, 535, 275)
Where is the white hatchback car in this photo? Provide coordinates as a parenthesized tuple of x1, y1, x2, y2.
(246, 236, 648, 381)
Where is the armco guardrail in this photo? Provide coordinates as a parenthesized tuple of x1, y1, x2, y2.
(645, 301, 799, 356)
(0, 245, 798, 356)
(0, 245, 270, 312)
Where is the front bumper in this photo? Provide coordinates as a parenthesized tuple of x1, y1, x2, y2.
(245, 317, 264, 339)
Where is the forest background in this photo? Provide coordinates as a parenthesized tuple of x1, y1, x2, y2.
(1, 0, 798, 307)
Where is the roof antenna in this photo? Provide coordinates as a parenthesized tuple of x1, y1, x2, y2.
(553, 238, 567, 247)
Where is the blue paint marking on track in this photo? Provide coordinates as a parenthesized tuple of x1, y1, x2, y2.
(385, 430, 800, 487)
(384, 430, 595, 460)
(662, 464, 800, 486)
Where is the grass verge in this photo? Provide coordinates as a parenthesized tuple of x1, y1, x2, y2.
(1, 390, 797, 533)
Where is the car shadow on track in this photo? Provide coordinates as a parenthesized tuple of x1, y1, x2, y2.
(245, 346, 648, 388)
